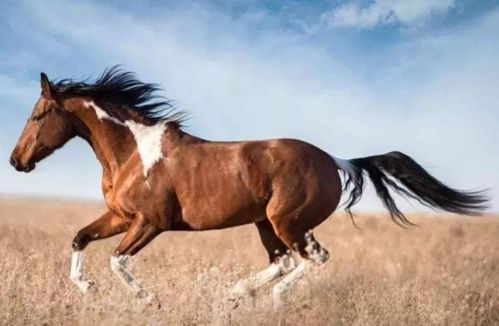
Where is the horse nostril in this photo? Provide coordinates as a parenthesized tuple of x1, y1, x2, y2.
(9, 156, 18, 168)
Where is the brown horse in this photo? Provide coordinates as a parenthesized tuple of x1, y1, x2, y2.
(10, 67, 488, 307)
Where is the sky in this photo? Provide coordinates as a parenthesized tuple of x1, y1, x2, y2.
(0, 0, 498, 212)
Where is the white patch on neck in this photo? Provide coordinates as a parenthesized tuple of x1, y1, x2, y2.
(84, 100, 166, 177)
(125, 120, 166, 177)
(84, 100, 125, 126)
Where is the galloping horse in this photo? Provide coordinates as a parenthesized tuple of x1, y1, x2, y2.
(10, 67, 488, 307)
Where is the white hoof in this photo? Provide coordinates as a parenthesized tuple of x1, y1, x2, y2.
(140, 291, 161, 309)
(71, 278, 95, 294)
(230, 281, 250, 298)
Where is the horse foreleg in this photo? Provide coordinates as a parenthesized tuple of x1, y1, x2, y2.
(110, 216, 160, 301)
(70, 210, 127, 294)
(70, 250, 93, 293)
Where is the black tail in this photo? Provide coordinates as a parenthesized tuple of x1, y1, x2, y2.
(336, 151, 489, 226)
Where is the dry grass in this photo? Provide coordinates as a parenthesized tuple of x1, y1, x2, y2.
(0, 196, 498, 325)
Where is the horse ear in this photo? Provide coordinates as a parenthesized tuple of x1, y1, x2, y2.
(40, 72, 53, 98)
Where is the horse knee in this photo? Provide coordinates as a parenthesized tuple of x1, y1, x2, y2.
(72, 231, 91, 251)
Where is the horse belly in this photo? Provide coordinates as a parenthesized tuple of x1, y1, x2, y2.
(182, 194, 265, 230)
(168, 141, 273, 230)
(175, 178, 266, 230)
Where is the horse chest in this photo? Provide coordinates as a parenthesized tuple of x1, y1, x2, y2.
(103, 176, 143, 218)
(104, 188, 134, 218)
(104, 170, 169, 221)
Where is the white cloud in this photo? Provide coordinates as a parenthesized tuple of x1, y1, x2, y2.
(322, 0, 456, 29)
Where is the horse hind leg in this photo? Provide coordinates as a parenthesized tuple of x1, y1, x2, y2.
(271, 229, 330, 309)
(266, 210, 331, 309)
(304, 230, 330, 264)
(230, 219, 297, 299)
(272, 259, 307, 309)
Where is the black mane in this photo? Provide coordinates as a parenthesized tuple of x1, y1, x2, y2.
(52, 66, 187, 125)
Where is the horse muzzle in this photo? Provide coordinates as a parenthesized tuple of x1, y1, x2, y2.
(9, 156, 36, 173)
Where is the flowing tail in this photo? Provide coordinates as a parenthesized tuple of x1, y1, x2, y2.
(334, 151, 489, 226)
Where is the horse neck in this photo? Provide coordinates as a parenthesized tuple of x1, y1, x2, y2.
(63, 97, 138, 175)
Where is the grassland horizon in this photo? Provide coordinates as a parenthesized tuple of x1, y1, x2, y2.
(0, 196, 498, 325)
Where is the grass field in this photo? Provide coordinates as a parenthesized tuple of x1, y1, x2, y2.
(0, 196, 498, 325)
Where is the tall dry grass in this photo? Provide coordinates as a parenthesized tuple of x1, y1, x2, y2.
(0, 196, 498, 325)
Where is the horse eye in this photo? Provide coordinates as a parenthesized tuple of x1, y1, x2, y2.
(32, 114, 44, 122)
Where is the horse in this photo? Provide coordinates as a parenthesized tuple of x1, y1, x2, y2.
(9, 67, 488, 308)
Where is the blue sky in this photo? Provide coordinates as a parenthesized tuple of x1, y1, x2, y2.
(0, 0, 498, 212)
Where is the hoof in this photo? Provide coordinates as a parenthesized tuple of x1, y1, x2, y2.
(227, 284, 254, 310)
(147, 295, 162, 309)
(227, 294, 245, 310)
(229, 281, 250, 299)
(272, 286, 285, 310)
(72, 279, 95, 295)
(85, 280, 97, 293)
(138, 290, 161, 309)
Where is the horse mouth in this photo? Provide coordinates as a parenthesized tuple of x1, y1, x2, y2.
(23, 163, 36, 173)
